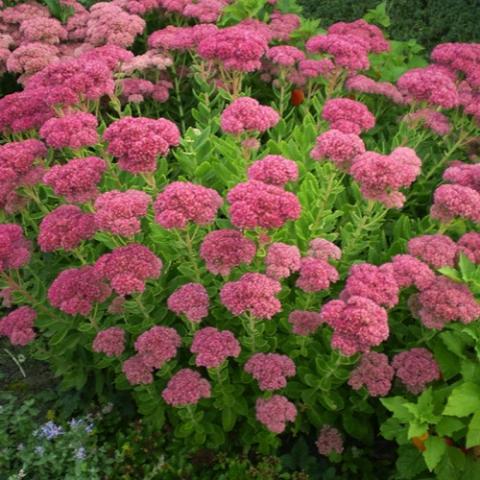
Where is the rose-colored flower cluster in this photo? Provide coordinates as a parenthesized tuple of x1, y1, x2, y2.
(134, 325, 181, 369)
(6, 43, 59, 80)
(288, 310, 323, 336)
(48, 266, 111, 316)
(320, 296, 389, 356)
(220, 97, 280, 135)
(227, 180, 301, 230)
(407, 234, 457, 269)
(266, 46, 305, 67)
(200, 229, 256, 276)
(0, 224, 31, 271)
(122, 355, 153, 385)
(19, 16, 67, 44)
(458, 232, 480, 264)
(94, 190, 151, 237)
(403, 109, 452, 136)
(191, 326, 240, 368)
(255, 395, 297, 433)
(43, 157, 106, 203)
(308, 238, 342, 262)
(310, 129, 365, 171)
(220, 272, 282, 319)
(167, 283, 209, 322)
(265, 242, 301, 280)
(431, 184, 480, 224)
(162, 368, 211, 406)
(247, 155, 298, 186)
(348, 352, 394, 397)
(94, 244, 162, 296)
(154, 181, 222, 229)
(104, 116, 180, 174)
(158, 0, 228, 23)
(387, 254, 435, 290)
(350, 147, 422, 208)
(328, 19, 389, 53)
(121, 50, 173, 74)
(92, 327, 125, 357)
(316, 426, 344, 455)
(443, 161, 480, 191)
(245, 353, 296, 390)
(0, 306, 36, 346)
(346, 74, 403, 104)
(120, 78, 170, 104)
(296, 257, 339, 293)
(392, 348, 441, 394)
(322, 98, 375, 135)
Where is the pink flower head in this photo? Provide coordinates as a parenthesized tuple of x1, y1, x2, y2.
(197, 25, 268, 72)
(320, 296, 389, 356)
(7, 43, 60, 79)
(167, 283, 209, 323)
(443, 161, 480, 192)
(1, 2, 50, 25)
(266, 46, 305, 67)
(0, 224, 31, 271)
(407, 234, 457, 269)
(298, 59, 335, 79)
(458, 232, 480, 264)
(296, 257, 339, 293)
(348, 352, 394, 397)
(94, 190, 151, 237)
(255, 395, 297, 433)
(93, 327, 125, 357)
(121, 50, 173, 74)
(122, 354, 153, 385)
(322, 98, 375, 135)
(431, 184, 480, 224)
(310, 129, 365, 171)
(77, 45, 134, 71)
(328, 19, 389, 53)
(19, 17, 67, 44)
(152, 80, 173, 103)
(48, 266, 111, 316)
(162, 368, 211, 406)
(120, 78, 154, 103)
(43, 156, 106, 203)
(308, 238, 342, 262)
(388, 255, 435, 291)
(403, 108, 452, 136)
(220, 97, 280, 135)
(200, 229, 256, 276)
(316, 426, 344, 455)
(350, 147, 422, 208)
(245, 353, 296, 391)
(397, 66, 459, 108)
(306, 34, 370, 71)
(268, 12, 300, 41)
(346, 74, 404, 104)
(154, 181, 222, 229)
(148, 26, 195, 51)
(265, 242, 301, 280)
(341, 263, 399, 308)
(191, 326, 240, 368)
(220, 272, 282, 319)
(0, 306, 36, 346)
(0, 139, 46, 179)
(103, 116, 180, 174)
(94, 244, 162, 296)
(227, 180, 301, 230)
(412, 276, 480, 329)
(247, 155, 298, 186)
(134, 325, 181, 369)
(431, 43, 480, 75)
(392, 348, 441, 394)
(182, 0, 229, 23)
(288, 310, 323, 336)
(115, 0, 159, 15)
(38, 205, 97, 252)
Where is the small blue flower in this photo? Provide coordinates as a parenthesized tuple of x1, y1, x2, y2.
(74, 447, 86, 460)
(35, 421, 64, 440)
(34, 446, 45, 456)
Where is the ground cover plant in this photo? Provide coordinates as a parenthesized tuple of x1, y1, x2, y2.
(1, 0, 480, 478)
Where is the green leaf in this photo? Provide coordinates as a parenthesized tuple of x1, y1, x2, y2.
(222, 408, 237, 432)
(436, 417, 465, 437)
(458, 253, 476, 281)
(396, 445, 427, 479)
(443, 382, 480, 417)
(466, 411, 480, 448)
(438, 267, 462, 282)
(423, 436, 447, 471)
(381, 396, 413, 423)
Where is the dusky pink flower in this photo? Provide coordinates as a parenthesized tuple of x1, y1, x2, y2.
(443, 161, 480, 192)
(288, 310, 323, 336)
(122, 354, 153, 385)
(167, 283, 209, 323)
(298, 58, 335, 80)
(0, 224, 31, 271)
(0, 306, 36, 346)
(245, 353, 296, 391)
(134, 325, 181, 369)
(346, 74, 404, 104)
(19, 17, 67, 45)
(162, 368, 211, 406)
(387, 255, 435, 290)
(322, 98, 375, 134)
(268, 12, 300, 41)
(77, 44, 134, 71)
(255, 395, 297, 433)
(265, 242, 301, 280)
(148, 25, 196, 51)
(120, 78, 154, 103)
(431, 184, 480, 224)
(407, 234, 457, 269)
(348, 352, 394, 397)
(308, 238, 342, 261)
(266, 46, 305, 67)
(93, 327, 125, 357)
(403, 108, 452, 135)
(247, 155, 298, 186)
(296, 257, 339, 293)
(191, 327, 240, 368)
(7, 43, 59, 79)
(121, 50, 172, 74)
(457, 232, 480, 264)
(328, 19, 389, 53)
(316, 426, 344, 455)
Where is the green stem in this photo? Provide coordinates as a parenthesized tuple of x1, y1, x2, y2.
(3, 348, 26, 378)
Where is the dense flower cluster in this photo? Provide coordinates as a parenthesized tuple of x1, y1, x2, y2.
(191, 327, 240, 368)
(388, 255, 435, 290)
(308, 238, 342, 261)
(0, 224, 31, 271)
(327, 19, 389, 53)
(407, 234, 457, 269)
(296, 257, 339, 292)
(255, 395, 297, 433)
(346, 74, 403, 104)
(244, 353, 296, 391)
(134, 325, 181, 369)
(247, 155, 298, 186)
(288, 310, 323, 336)
(122, 355, 153, 385)
(167, 283, 209, 322)
(458, 232, 480, 264)
(92, 327, 125, 357)
(348, 352, 394, 397)
(0, 306, 36, 346)
(266, 46, 305, 67)
(431, 184, 480, 224)
(322, 98, 375, 134)
(265, 242, 301, 280)
(162, 368, 211, 406)
(403, 108, 452, 136)
(316, 426, 344, 455)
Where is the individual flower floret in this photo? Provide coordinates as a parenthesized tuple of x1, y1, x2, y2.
(265, 243, 301, 280)
(92, 327, 125, 357)
(255, 395, 297, 433)
(167, 283, 209, 323)
(247, 155, 298, 186)
(348, 352, 394, 397)
(134, 325, 181, 369)
(316, 426, 344, 455)
(244, 353, 296, 390)
(122, 354, 153, 385)
(296, 257, 339, 293)
(191, 327, 240, 368)
(288, 310, 323, 336)
(0, 224, 31, 271)
(322, 98, 375, 135)
(407, 234, 457, 269)
(162, 368, 211, 406)
(0, 306, 36, 346)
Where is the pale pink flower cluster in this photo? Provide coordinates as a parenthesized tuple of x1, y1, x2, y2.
(320, 296, 389, 356)
(310, 129, 365, 171)
(92, 327, 125, 357)
(407, 234, 457, 269)
(350, 147, 422, 208)
(94, 244, 162, 296)
(167, 283, 209, 322)
(346, 74, 403, 104)
(0, 224, 31, 271)
(247, 155, 298, 186)
(104, 116, 180, 173)
(221, 97, 280, 135)
(158, 0, 228, 23)
(121, 50, 173, 74)
(269, 12, 300, 42)
(220, 272, 282, 319)
(122, 355, 153, 385)
(227, 180, 301, 230)
(255, 395, 297, 433)
(348, 352, 394, 397)
(154, 181, 222, 229)
(387, 255, 435, 291)
(328, 19, 389, 53)
(114, 0, 159, 15)
(43, 157, 106, 203)
(200, 229, 256, 276)
(296, 257, 339, 293)
(39, 112, 98, 149)
(316, 426, 344, 455)
(308, 238, 342, 261)
(288, 310, 323, 336)
(48, 266, 111, 316)
(19, 17, 67, 44)
(322, 98, 375, 135)
(38, 205, 97, 252)
(191, 327, 240, 368)
(245, 353, 295, 390)
(134, 325, 181, 369)
(120, 78, 172, 104)
(265, 242, 301, 280)
(162, 368, 211, 406)
(392, 348, 441, 394)
(457, 232, 480, 264)
(403, 109, 452, 136)
(0, 306, 36, 346)
(94, 190, 151, 237)
(6, 43, 59, 80)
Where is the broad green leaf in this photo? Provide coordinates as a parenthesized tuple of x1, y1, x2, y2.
(423, 436, 447, 471)
(443, 382, 480, 417)
(436, 417, 465, 437)
(466, 411, 480, 448)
